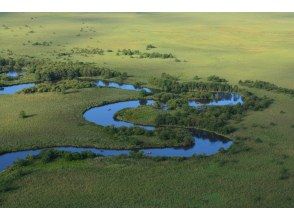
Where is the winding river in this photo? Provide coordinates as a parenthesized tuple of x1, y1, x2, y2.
(0, 79, 243, 171)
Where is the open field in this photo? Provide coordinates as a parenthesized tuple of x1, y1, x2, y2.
(1, 13, 294, 88)
(0, 13, 293, 207)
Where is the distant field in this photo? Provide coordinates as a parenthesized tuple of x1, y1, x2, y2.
(0, 13, 294, 88)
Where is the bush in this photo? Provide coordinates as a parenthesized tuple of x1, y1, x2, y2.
(40, 149, 59, 163)
(146, 44, 156, 50)
(19, 110, 27, 119)
(279, 168, 290, 180)
(207, 75, 228, 83)
(129, 150, 145, 158)
(239, 80, 294, 96)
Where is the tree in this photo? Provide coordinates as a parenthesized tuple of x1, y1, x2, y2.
(19, 110, 27, 119)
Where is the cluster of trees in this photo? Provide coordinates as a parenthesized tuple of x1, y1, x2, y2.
(28, 61, 128, 82)
(22, 79, 95, 94)
(239, 80, 294, 96)
(37, 150, 96, 164)
(207, 75, 228, 82)
(13, 149, 89, 167)
(0, 57, 129, 83)
(153, 91, 222, 107)
(155, 109, 235, 135)
(32, 41, 52, 46)
(117, 49, 175, 59)
(71, 47, 104, 55)
(103, 125, 193, 147)
(139, 52, 174, 59)
(154, 91, 272, 135)
(104, 126, 153, 137)
(154, 92, 179, 103)
(156, 127, 194, 147)
(146, 44, 156, 50)
(0, 57, 32, 72)
(151, 73, 237, 93)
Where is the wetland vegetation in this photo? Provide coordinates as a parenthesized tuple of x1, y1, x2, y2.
(0, 13, 293, 208)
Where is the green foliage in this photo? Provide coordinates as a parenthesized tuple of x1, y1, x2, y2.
(146, 44, 156, 50)
(22, 79, 95, 94)
(239, 80, 294, 96)
(19, 110, 27, 119)
(279, 168, 290, 180)
(71, 47, 104, 55)
(104, 126, 151, 137)
(14, 155, 34, 167)
(117, 49, 175, 59)
(152, 90, 271, 135)
(207, 75, 228, 83)
(32, 41, 52, 46)
(63, 151, 97, 161)
(156, 127, 193, 146)
(0, 57, 129, 83)
(39, 149, 59, 163)
(151, 73, 235, 93)
(129, 150, 145, 158)
(193, 75, 201, 80)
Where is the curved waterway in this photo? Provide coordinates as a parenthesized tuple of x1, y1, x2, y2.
(96, 80, 152, 93)
(0, 80, 242, 171)
(0, 83, 35, 95)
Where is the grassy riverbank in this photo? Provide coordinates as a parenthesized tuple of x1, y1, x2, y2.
(0, 88, 293, 207)
(0, 146, 293, 207)
(0, 88, 188, 154)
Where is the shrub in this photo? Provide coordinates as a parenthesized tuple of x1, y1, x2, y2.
(40, 149, 59, 163)
(19, 110, 27, 119)
(279, 168, 290, 180)
(255, 138, 263, 143)
(146, 44, 156, 50)
(207, 75, 228, 83)
(129, 150, 145, 158)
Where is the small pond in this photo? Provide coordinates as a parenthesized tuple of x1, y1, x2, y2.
(7, 71, 19, 78)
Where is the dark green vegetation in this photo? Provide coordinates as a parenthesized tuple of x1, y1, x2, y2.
(0, 13, 293, 207)
(104, 126, 193, 147)
(239, 80, 294, 96)
(117, 48, 176, 60)
(117, 73, 273, 135)
(0, 57, 129, 84)
(22, 79, 95, 93)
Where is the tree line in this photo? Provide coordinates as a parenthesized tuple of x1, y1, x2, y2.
(117, 49, 175, 59)
(154, 90, 272, 135)
(239, 80, 294, 96)
(0, 56, 129, 82)
(150, 73, 237, 93)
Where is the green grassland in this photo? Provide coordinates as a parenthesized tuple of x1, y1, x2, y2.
(0, 13, 293, 207)
(1, 13, 294, 88)
(0, 88, 188, 154)
(116, 105, 160, 125)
